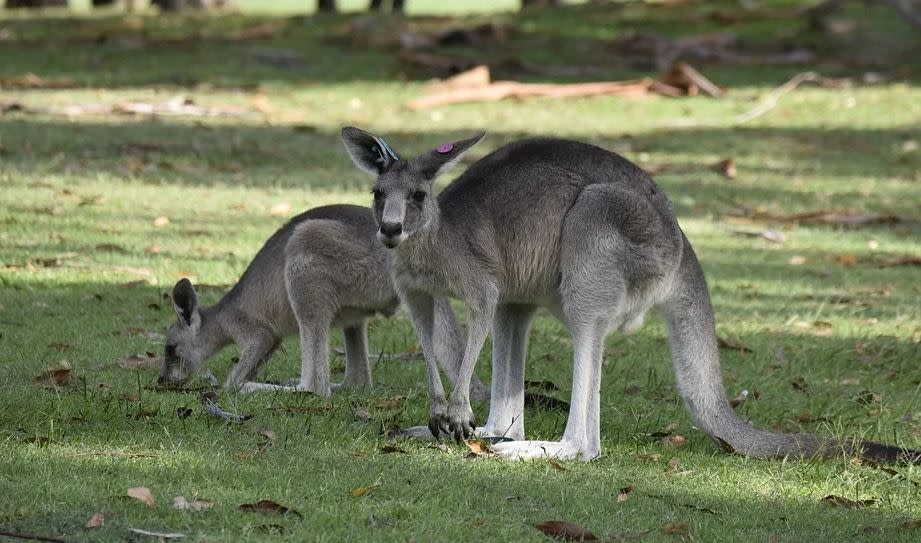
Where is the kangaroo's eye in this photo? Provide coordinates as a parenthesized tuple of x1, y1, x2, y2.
(371, 189, 383, 201)
(411, 191, 426, 203)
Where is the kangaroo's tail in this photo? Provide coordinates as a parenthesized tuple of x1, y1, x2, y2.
(659, 234, 921, 465)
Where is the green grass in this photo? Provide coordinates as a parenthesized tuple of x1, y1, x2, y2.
(2, 1, 921, 541)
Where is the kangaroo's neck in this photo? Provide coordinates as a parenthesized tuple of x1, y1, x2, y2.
(198, 305, 232, 358)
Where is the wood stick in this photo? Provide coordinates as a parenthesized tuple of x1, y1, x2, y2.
(735, 71, 819, 123)
(407, 79, 654, 110)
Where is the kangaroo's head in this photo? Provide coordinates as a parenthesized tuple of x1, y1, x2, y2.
(340, 127, 484, 248)
(157, 278, 207, 387)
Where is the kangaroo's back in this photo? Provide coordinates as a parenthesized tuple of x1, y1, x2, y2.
(220, 205, 377, 328)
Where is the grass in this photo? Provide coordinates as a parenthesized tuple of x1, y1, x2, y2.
(1, 1, 921, 541)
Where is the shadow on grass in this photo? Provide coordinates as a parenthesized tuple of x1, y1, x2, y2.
(2, 119, 920, 215)
(1, 1, 920, 89)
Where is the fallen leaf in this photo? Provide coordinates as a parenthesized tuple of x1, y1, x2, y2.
(33, 361, 72, 388)
(95, 243, 127, 253)
(791, 375, 808, 392)
(374, 396, 405, 409)
(48, 342, 76, 352)
(118, 354, 162, 369)
(710, 158, 736, 179)
(637, 452, 661, 462)
(269, 202, 291, 216)
(464, 439, 494, 457)
(353, 406, 372, 421)
(835, 254, 859, 266)
(173, 496, 213, 511)
(548, 459, 567, 472)
(788, 255, 807, 265)
(349, 475, 383, 498)
(128, 528, 185, 539)
(666, 435, 687, 447)
(729, 389, 750, 408)
(85, 512, 104, 529)
(153, 216, 170, 228)
(717, 336, 753, 353)
(524, 391, 570, 411)
(239, 500, 302, 518)
(127, 486, 155, 507)
(525, 379, 560, 392)
(661, 521, 690, 536)
(821, 495, 876, 508)
(534, 520, 599, 541)
(617, 484, 635, 503)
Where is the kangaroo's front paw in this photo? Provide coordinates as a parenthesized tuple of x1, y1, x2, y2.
(427, 398, 449, 439)
(445, 403, 476, 442)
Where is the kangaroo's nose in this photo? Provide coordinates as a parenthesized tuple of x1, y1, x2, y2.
(380, 222, 403, 238)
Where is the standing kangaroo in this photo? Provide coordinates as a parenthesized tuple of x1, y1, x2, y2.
(341, 127, 921, 463)
(157, 204, 488, 400)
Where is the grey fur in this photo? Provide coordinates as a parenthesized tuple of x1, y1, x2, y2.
(157, 204, 488, 401)
(341, 128, 921, 463)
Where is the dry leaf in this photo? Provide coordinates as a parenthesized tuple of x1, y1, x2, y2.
(717, 336, 752, 353)
(95, 243, 127, 253)
(788, 255, 807, 265)
(617, 484, 635, 503)
(835, 254, 859, 266)
(48, 342, 76, 352)
(821, 495, 876, 508)
(118, 354, 161, 369)
(661, 521, 690, 536)
(173, 496, 213, 512)
(374, 396, 405, 409)
(729, 389, 750, 408)
(534, 520, 599, 541)
(85, 512, 104, 529)
(464, 439, 494, 457)
(153, 216, 170, 228)
(239, 500, 302, 518)
(33, 361, 72, 388)
(349, 475, 383, 498)
(636, 452, 661, 462)
(269, 202, 291, 216)
(549, 459, 567, 472)
(127, 486, 155, 507)
(710, 158, 736, 179)
(791, 375, 808, 392)
(667, 435, 687, 447)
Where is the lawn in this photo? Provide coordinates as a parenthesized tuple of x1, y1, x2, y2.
(1, 1, 920, 541)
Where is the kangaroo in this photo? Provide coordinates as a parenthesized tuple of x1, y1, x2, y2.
(340, 126, 921, 463)
(156, 204, 489, 401)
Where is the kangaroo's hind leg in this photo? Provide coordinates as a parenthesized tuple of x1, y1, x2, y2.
(477, 303, 536, 442)
(337, 320, 372, 391)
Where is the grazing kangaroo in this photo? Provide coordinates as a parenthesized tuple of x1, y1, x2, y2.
(340, 126, 921, 463)
(157, 204, 488, 400)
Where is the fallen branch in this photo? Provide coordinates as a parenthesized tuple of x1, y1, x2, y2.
(407, 78, 655, 110)
(0, 529, 70, 543)
(736, 71, 820, 123)
(660, 61, 725, 97)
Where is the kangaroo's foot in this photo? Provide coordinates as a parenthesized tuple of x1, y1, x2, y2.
(490, 440, 596, 461)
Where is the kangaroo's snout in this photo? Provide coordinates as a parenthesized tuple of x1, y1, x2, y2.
(380, 221, 403, 238)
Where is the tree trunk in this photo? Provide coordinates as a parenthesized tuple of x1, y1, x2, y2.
(317, 0, 336, 13)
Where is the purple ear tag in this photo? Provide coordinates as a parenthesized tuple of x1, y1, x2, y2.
(436, 143, 454, 154)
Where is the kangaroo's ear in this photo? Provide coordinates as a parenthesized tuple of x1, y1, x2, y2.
(414, 132, 486, 180)
(172, 278, 199, 328)
(340, 126, 401, 176)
